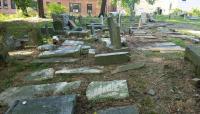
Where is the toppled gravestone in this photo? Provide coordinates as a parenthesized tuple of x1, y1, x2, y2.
(62, 40, 84, 46)
(24, 68, 55, 81)
(5, 95, 76, 114)
(0, 81, 81, 106)
(86, 80, 129, 101)
(112, 62, 145, 74)
(185, 45, 200, 76)
(55, 67, 103, 75)
(95, 52, 130, 65)
(32, 58, 79, 64)
(38, 45, 81, 58)
(37, 44, 57, 51)
(96, 105, 139, 114)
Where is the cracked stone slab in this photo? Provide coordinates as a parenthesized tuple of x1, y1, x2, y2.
(112, 62, 145, 74)
(0, 81, 81, 106)
(5, 95, 76, 114)
(24, 68, 55, 81)
(32, 58, 79, 64)
(37, 44, 57, 51)
(38, 45, 81, 58)
(55, 67, 103, 75)
(62, 40, 84, 46)
(86, 80, 129, 101)
(96, 105, 139, 114)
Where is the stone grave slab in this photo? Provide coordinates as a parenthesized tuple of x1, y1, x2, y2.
(55, 67, 103, 75)
(95, 52, 130, 65)
(0, 81, 81, 106)
(38, 45, 81, 58)
(62, 40, 84, 46)
(5, 95, 76, 114)
(32, 58, 79, 64)
(112, 62, 145, 74)
(185, 45, 200, 75)
(37, 44, 57, 51)
(24, 68, 55, 81)
(154, 42, 176, 47)
(96, 105, 139, 114)
(86, 80, 129, 101)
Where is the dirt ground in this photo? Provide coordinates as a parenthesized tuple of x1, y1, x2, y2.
(0, 21, 200, 114)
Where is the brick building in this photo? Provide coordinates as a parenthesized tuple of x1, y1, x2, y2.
(0, 0, 115, 16)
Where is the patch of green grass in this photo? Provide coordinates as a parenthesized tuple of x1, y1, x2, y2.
(168, 38, 186, 47)
(156, 15, 200, 28)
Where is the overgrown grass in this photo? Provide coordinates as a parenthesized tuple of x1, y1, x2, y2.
(168, 38, 186, 47)
(156, 15, 200, 28)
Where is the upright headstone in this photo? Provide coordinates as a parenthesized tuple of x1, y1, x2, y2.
(52, 13, 70, 31)
(100, 15, 104, 25)
(107, 16, 121, 49)
(141, 13, 148, 24)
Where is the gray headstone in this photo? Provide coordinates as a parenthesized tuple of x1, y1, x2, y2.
(96, 105, 139, 114)
(37, 44, 57, 51)
(95, 52, 130, 65)
(185, 45, 200, 76)
(55, 67, 103, 75)
(24, 68, 55, 81)
(0, 81, 81, 106)
(5, 95, 76, 114)
(32, 58, 79, 64)
(38, 45, 81, 58)
(86, 80, 129, 101)
(62, 40, 84, 46)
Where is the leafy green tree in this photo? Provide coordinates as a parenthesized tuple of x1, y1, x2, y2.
(47, 2, 66, 15)
(14, 0, 32, 16)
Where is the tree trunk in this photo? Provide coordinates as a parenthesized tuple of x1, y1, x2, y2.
(130, 3, 136, 26)
(0, 26, 9, 66)
(99, 0, 107, 17)
(38, 0, 45, 18)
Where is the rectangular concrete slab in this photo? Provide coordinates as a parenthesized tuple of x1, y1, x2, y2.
(95, 52, 130, 65)
(0, 81, 81, 106)
(55, 67, 103, 75)
(32, 58, 79, 64)
(97, 105, 139, 114)
(5, 95, 76, 114)
(86, 80, 129, 101)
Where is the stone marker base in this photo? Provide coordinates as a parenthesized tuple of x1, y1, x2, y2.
(185, 45, 200, 76)
(5, 95, 76, 114)
(95, 52, 130, 65)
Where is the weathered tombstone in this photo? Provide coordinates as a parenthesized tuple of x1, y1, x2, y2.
(28, 27, 42, 45)
(0, 26, 9, 66)
(5, 95, 77, 114)
(185, 45, 200, 76)
(86, 80, 129, 101)
(100, 15, 104, 25)
(141, 13, 148, 24)
(0, 81, 81, 106)
(107, 16, 121, 49)
(52, 13, 70, 31)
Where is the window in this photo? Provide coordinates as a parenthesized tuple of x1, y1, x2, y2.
(87, 4, 92, 14)
(69, 3, 81, 13)
(3, 0, 8, 8)
(11, 0, 16, 9)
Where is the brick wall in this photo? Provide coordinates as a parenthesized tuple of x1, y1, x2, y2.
(0, 0, 115, 16)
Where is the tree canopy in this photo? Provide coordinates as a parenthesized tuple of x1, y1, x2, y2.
(14, 0, 32, 16)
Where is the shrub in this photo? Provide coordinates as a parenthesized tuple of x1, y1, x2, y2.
(47, 3, 66, 16)
(190, 8, 200, 16)
(172, 8, 183, 16)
